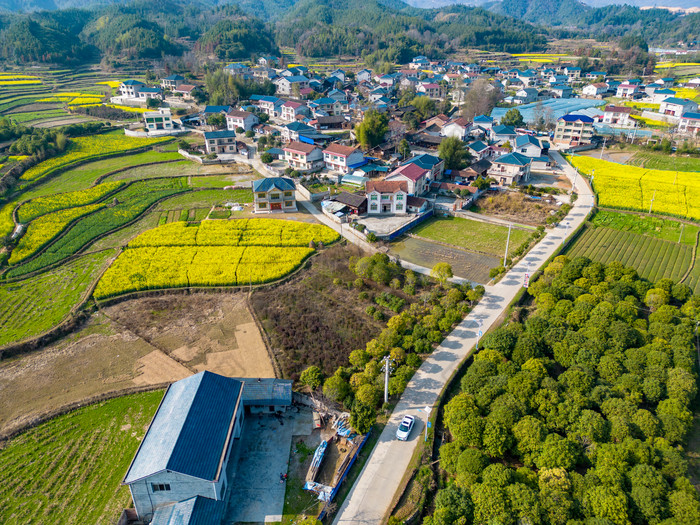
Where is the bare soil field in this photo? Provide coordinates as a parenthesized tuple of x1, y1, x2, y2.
(0, 293, 272, 437)
(251, 244, 390, 379)
(471, 190, 559, 226)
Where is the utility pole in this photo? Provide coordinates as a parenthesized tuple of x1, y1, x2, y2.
(599, 137, 607, 159)
(504, 223, 512, 264)
(649, 190, 656, 214)
(382, 355, 394, 404)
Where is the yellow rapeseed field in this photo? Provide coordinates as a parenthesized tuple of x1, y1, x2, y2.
(94, 219, 339, 298)
(569, 156, 700, 220)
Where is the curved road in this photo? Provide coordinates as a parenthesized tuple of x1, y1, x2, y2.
(332, 150, 594, 524)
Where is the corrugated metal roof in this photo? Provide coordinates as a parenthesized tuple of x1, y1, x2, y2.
(236, 378, 293, 406)
(124, 371, 242, 483)
(151, 496, 224, 525)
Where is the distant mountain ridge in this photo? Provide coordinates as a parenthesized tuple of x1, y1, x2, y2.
(404, 0, 699, 7)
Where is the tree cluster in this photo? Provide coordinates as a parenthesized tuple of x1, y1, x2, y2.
(426, 256, 700, 525)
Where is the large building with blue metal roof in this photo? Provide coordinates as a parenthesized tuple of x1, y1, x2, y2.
(124, 372, 293, 523)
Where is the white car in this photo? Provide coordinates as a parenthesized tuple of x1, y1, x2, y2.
(396, 415, 415, 441)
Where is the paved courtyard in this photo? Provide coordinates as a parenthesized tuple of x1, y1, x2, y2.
(356, 214, 420, 236)
(223, 409, 313, 524)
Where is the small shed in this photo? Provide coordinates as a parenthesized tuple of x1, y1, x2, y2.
(333, 192, 367, 215)
(237, 378, 293, 413)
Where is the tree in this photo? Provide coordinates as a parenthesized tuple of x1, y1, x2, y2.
(245, 130, 254, 138)
(461, 79, 502, 121)
(438, 136, 471, 170)
(471, 176, 490, 191)
(355, 109, 389, 150)
(411, 95, 437, 120)
(260, 152, 273, 164)
(300, 366, 323, 390)
(500, 108, 524, 128)
(350, 402, 376, 434)
(431, 263, 453, 286)
(355, 383, 381, 407)
(323, 374, 350, 402)
(207, 113, 225, 128)
(398, 138, 411, 159)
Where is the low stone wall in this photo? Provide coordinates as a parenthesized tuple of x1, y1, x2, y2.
(125, 128, 188, 138)
(641, 110, 680, 124)
(297, 183, 330, 202)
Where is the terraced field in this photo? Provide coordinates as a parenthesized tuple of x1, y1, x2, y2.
(0, 250, 115, 347)
(0, 391, 162, 525)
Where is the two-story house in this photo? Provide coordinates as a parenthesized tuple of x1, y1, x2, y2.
(308, 97, 344, 116)
(161, 74, 185, 91)
(144, 108, 173, 132)
(385, 163, 430, 196)
(203, 130, 237, 155)
(401, 153, 445, 180)
(225, 110, 259, 132)
(282, 122, 316, 142)
(553, 114, 595, 147)
(119, 79, 145, 98)
(283, 142, 324, 172)
(365, 180, 408, 214)
(251, 95, 283, 117)
(417, 82, 445, 99)
(514, 134, 545, 158)
(322, 143, 364, 174)
(602, 106, 635, 128)
(252, 177, 297, 213)
(441, 118, 471, 140)
(515, 88, 539, 104)
(138, 87, 162, 101)
(487, 152, 532, 186)
(679, 112, 700, 135)
(281, 101, 310, 122)
(491, 125, 518, 145)
(659, 98, 699, 118)
(616, 83, 640, 99)
(582, 83, 608, 98)
(274, 76, 309, 96)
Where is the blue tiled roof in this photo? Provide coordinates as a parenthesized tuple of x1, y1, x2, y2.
(150, 496, 224, 525)
(285, 75, 309, 83)
(682, 112, 700, 120)
(286, 122, 315, 132)
(495, 152, 531, 166)
(559, 114, 594, 123)
(469, 141, 488, 152)
(122, 79, 145, 86)
(515, 135, 541, 148)
(251, 95, 281, 103)
(401, 153, 441, 170)
(204, 105, 231, 114)
(204, 130, 236, 140)
(164, 74, 184, 81)
(252, 177, 296, 192)
(473, 115, 493, 123)
(663, 97, 695, 106)
(140, 87, 161, 93)
(492, 125, 517, 135)
(124, 371, 243, 483)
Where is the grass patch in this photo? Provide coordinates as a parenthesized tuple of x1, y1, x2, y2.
(627, 151, 700, 172)
(0, 250, 114, 347)
(411, 216, 530, 257)
(0, 391, 162, 525)
(591, 210, 700, 245)
(156, 189, 251, 211)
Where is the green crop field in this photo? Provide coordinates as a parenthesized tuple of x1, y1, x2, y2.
(591, 210, 700, 244)
(411, 216, 531, 257)
(566, 225, 694, 284)
(0, 391, 162, 525)
(627, 151, 700, 172)
(0, 250, 114, 347)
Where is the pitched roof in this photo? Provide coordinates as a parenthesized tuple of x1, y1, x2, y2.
(204, 105, 231, 114)
(604, 105, 633, 114)
(122, 79, 145, 86)
(151, 496, 224, 525)
(124, 371, 243, 484)
(323, 143, 359, 157)
(366, 180, 408, 193)
(407, 195, 428, 207)
(446, 117, 471, 128)
(163, 74, 185, 81)
(227, 109, 252, 120)
(401, 153, 441, 170)
(494, 152, 531, 167)
(468, 140, 488, 153)
(283, 101, 304, 109)
(515, 135, 541, 148)
(333, 192, 367, 208)
(252, 177, 296, 192)
(492, 125, 517, 135)
(682, 112, 700, 121)
(388, 162, 430, 182)
(473, 114, 493, 123)
(140, 87, 161, 93)
(285, 122, 315, 132)
(174, 84, 197, 92)
(663, 97, 696, 106)
(558, 114, 594, 123)
(284, 141, 319, 154)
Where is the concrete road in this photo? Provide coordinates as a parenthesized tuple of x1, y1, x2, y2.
(332, 151, 594, 525)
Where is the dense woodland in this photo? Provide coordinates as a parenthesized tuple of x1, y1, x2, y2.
(0, 0, 694, 64)
(425, 256, 700, 525)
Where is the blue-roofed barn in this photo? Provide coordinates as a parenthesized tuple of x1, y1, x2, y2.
(123, 371, 244, 523)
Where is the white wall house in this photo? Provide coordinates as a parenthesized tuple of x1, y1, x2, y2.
(226, 110, 259, 132)
(204, 130, 237, 155)
(602, 105, 635, 128)
(365, 180, 408, 215)
(385, 163, 430, 196)
(283, 142, 324, 172)
(144, 108, 173, 132)
(253, 177, 297, 213)
(659, 98, 699, 118)
(487, 152, 532, 186)
(322, 143, 364, 174)
(119, 80, 145, 98)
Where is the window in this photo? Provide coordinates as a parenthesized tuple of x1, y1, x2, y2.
(270, 193, 280, 200)
(370, 194, 378, 200)
(259, 202, 267, 208)
(284, 191, 293, 197)
(257, 193, 266, 199)
(370, 204, 378, 211)
(395, 194, 404, 200)
(285, 201, 294, 207)
(396, 204, 403, 211)
(152, 483, 171, 492)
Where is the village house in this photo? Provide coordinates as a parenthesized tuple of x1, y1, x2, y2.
(274, 76, 310, 96)
(119, 79, 145, 98)
(356, 69, 373, 83)
(257, 56, 278, 67)
(679, 112, 700, 135)
(251, 95, 283, 117)
(281, 101, 310, 122)
(550, 84, 573, 99)
(172, 84, 198, 100)
(331, 192, 367, 215)
(468, 140, 490, 160)
(203, 130, 237, 155)
(659, 98, 699, 118)
(123, 372, 244, 523)
(253, 177, 297, 213)
(417, 82, 445, 99)
(582, 83, 608, 98)
(553, 114, 595, 147)
(366, 180, 408, 215)
(308, 97, 344, 116)
(514, 88, 539, 104)
(323, 143, 364, 173)
(472, 114, 494, 133)
(402, 153, 444, 180)
(487, 152, 532, 186)
(564, 67, 582, 81)
(138, 87, 162, 101)
(616, 83, 640, 98)
(282, 122, 316, 142)
(143, 108, 173, 132)
(225, 110, 259, 132)
(161, 74, 185, 91)
(283, 142, 324, 172)
(514, 134, 546, 158)
(602, 106, 636, 127)
(650, 88, 677, 104)
(441, 117, 471, 140)
(223, 63, 251, 78)
(385, 163, 430, 196)
(491, 125, 518, 145)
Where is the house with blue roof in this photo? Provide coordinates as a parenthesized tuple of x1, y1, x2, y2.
(514, 134, 545, 157)
(224, 63, 251, 78)
(161, 74, 185, 90)
(138, 87, 163, 101)
(473, 115, 494, 133)
(679, 112, 700, 135)
(401, 152, 445, 180)
(659, 97, 699, 118)
(468, 140, 490, 160)
(119, 79, 146, 98)
(123, 371, 244, 523)
(150, 495, 224, 525)
(203, 130, 237, 155)
(487, 152, 532, 186)
(553, 114, 595, 147)
(252, 177, 297, 212)
(491, 125, 517, 145)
